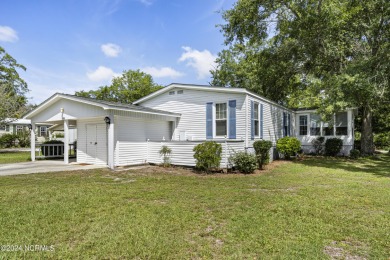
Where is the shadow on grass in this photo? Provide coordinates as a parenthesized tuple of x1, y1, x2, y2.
(293, 153, 390, 178)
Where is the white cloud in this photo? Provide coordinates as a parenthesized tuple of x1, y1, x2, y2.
(139, 0, 152, 6)
(87, 66, 118, 82)
(178, 46, 217, 79)
(0, 26, 18, 42)
(141, 67, 183, 79)
(101, 43, 122, 57)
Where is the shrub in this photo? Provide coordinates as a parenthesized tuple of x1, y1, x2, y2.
(311, 136, 325, 155)
(276, 137, 301, 159)
(229, 151, 257, 174)
(349, 149, 360, 159)
(41, 140, 64, 156)
(193, 141, 222, 172)
(17, 130, 31, 147)
(325, 138, 343, 156)
(54, 132, 65, 138)
(159, 145, 172, 167)
(374, 132, 390, 149)
(0, 133, 18, 148)
(253, 140, 272, 169)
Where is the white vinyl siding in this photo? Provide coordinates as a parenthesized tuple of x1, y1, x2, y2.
(140, 88, 246, 141)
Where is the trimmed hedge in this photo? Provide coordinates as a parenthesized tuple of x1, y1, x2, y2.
(253, 140, 272, 169)
(193, 141, 222, 172)
(276, 137, 301, 159)
(325, 138, 343, 156)
(229, 151, 257, 174)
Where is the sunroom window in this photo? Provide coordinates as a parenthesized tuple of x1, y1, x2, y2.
(0, 125, 5, 131)
(215, 103, 227, 136)
(310, 114, 321, 136)
(323, 121, 334, 136)
(254, 103, 259, 136)
(335, 112, 348, 135)
(299, 115, 308, 135)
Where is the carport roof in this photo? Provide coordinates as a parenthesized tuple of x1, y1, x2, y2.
(24, 93, 181, 119)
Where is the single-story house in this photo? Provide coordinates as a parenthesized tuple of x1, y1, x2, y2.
(24, 83, 355, 169)
(0, 118, 51, 143)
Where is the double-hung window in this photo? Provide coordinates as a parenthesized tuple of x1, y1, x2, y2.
(299, 115, 308, 135)
(335, 112, 348, 135)
(16, 125, 24, 133)
(310, 114, 321, 135)
(254, 103, 259, 136)
(40, 126, 47, 137)
(215, 103, 227, 136)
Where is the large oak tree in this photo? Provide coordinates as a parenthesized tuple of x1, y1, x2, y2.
(212, 0, 389, 154)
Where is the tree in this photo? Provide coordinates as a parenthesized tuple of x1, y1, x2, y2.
(0, 46, 28, 123)
(76, 69, 162, 103)
(212, 0, 390, 155)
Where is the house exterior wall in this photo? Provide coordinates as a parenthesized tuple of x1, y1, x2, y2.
(295, 110, 354, 155)
(140, 88, 247, 141)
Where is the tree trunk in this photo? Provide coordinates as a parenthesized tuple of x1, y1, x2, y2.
(361, 105, 375, 155)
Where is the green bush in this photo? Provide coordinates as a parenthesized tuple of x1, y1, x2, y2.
(41, 140, 64, 156)
(311, 136, 325, 155)
(354, 139, 361, 151)
(17, 130, 30, 147)
(253, 140, 272, 169)
(229, 151, 257, 174)
(325, 138, 343, 156)
(374, 132, 390, 149)
(349, 149, 360, 159)
(193, 141, 222, 172)
(0, 133, 18, 148)
(276, 137, 301, 159)
(159, 145, 172, 167)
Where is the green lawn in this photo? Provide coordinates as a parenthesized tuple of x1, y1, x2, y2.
(0, 151, 30, 164)
(0, 155, 389, 259)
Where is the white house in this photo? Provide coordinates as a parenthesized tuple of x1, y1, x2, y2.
(0, 118, 51, 143)
(24, 83, 355, 169)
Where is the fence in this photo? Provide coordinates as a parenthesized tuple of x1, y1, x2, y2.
(36, 143, 76, 159)
(115, 140, 246, 167)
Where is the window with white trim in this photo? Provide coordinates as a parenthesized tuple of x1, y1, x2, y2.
(40, 126, 47, 137)
(310, 114, 321, 136)
(215, 103, 227, 136)
(177, 90, 183, 94)
(299, 115, 308, 135)
(254, 103, 259, 136)
(0, 125, 5, 131)
(323, 121, 334, 136)
(16, 125, 24, 133)
(335, 112, 348, 135)
(169, 91, 175, 95)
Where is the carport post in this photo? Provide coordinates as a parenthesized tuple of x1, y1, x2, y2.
(64, 119, 69, 164)
(30, 123, 36, 161)
(107, 114, 115, 169)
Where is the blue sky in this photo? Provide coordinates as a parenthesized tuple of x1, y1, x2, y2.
(0, 0, 235, 104)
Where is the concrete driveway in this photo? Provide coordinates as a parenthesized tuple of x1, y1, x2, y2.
(0, 161, 106, 176)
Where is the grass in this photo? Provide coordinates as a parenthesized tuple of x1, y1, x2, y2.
(0, 154, 389, 259)
(0, 151, 30, 164)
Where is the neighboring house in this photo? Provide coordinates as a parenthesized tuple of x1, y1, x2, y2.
(0, 118, 52, 143)
(24, 83, 355, 169)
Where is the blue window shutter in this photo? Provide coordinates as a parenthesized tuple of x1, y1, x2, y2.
(206, 102, 213, 139)
(260, 104, 264, 139)
(228, 100, 236, 139)
(250, 100, 254, 140)
(287, 113, 291, 136)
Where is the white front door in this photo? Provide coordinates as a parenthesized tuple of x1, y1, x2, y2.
(86, 124, 107, 165)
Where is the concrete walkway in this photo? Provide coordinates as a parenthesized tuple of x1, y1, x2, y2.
(0, 161, 106, 176)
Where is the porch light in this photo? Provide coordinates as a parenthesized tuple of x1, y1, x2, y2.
(104, 116, 111, 125)
(28, 124, 32, 130)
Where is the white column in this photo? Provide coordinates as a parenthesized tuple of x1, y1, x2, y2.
(30, 123, 36, 161)
(347, 109, 353, 138)
(64, 119, 69, 164)
(107, 114, 115, 169)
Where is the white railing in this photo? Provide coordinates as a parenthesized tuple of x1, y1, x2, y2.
(36, 143, 76, 158)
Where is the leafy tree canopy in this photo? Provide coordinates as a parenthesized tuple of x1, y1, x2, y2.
(212, 0, 390, 154)
(76, 69, 162, 103)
